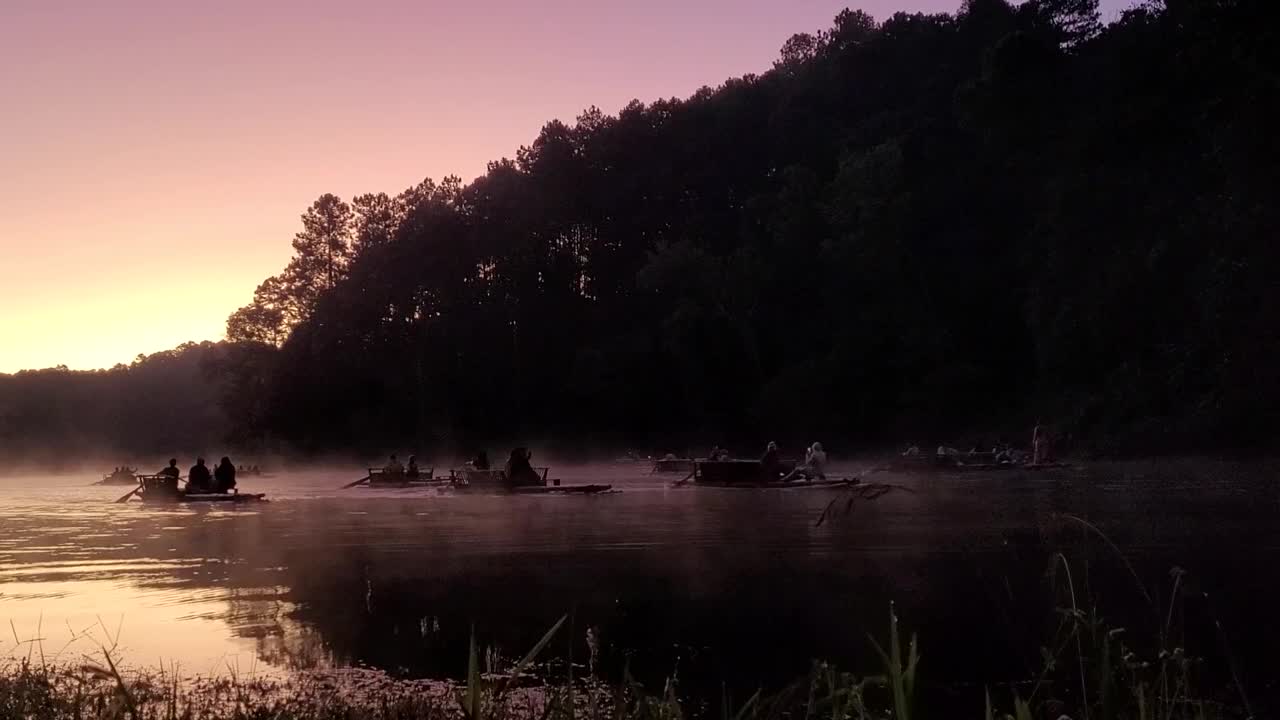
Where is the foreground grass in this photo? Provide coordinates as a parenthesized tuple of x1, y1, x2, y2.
(0, 596, 1250, 720)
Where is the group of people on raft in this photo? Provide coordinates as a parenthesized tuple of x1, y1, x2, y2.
(381, 454, 425, 478)
(460, 447, 543, 486)
(378, 448, 544, 487)
(152, 457, 239, 494)
(704, 441, 829, 482)
(459, 448, 543, 486)
(902, 421, 1056, 466)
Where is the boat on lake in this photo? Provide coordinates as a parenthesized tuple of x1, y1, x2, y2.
(651, 456, 695, 474)
(887, 449, 1069, 473)
(447, 467, 613, 495)
(127, 474, 267, 503)
(144, 491, 268, 504)
(363, 466, 443, 487)
(97, 467, 139, 485)
(688, 459, 853, 488)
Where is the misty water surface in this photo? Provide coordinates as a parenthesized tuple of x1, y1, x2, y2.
(2, 460, 1278, 701)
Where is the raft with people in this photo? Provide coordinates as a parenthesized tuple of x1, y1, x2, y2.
(447, 448, 613, 495)
(674, 442, 853, 488)
(341, 455, 444, 488)
(686, 462, 856, 489)
(889, 449, 1015, 472)
(236, 464, 274, 478)
(651, 455, 695, 474)
(361, 467, 446, 487)
(889, 431, 1071, 473)
(140, 490, 267, 504)
(448, 467, 611, 493)
(880, 438, 1070, 471)
(97, 466, 139, 485)
(134, 478, 268, 504)
(114, 456, 264, 503)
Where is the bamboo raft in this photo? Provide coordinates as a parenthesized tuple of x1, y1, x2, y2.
(364, 467, 441, 487)
(143, 491, 268, 504)
(679, 459, 849, 488)
(119, 474, 267, 504)
(887, 453, 1070, 473)
(509, 483, 615, 495)
(342, 465, 614, 494)
(96, 468, 139, 485)
(447, 467, 613, 495)
(690, 477, 858, 490)
(651, 457, 695, 474)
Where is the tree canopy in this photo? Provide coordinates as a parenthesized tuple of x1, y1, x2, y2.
(227, 0, 1280, 455)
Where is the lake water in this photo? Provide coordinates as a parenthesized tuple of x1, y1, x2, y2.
(2, 459, 1278, 707)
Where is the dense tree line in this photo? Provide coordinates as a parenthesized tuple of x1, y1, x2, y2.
(5, 0, 1276, 460)
(0, 343, 266, 467)
(231, 0, 1280, 455)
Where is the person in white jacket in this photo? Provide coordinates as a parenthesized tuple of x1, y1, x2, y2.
(784, 442, 827, 482)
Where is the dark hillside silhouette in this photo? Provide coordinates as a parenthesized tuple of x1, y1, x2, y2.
(229, 0, 1280, 455)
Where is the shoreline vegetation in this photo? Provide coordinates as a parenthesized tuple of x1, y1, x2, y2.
(1, 513, 1257, 719)
(0, 599, 1249, 720)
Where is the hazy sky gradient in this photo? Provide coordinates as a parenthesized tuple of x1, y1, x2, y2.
(1, 0, 1133, 372)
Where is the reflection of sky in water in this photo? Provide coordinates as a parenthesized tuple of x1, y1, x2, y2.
(2, 577, 281, 677)
(0, 474, 308, 676)
(1, 460, 1279, 696)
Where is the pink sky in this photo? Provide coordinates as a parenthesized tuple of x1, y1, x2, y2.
(0, 0, 1133, 372)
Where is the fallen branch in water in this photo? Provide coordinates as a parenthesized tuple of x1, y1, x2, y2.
(815, 481, 913, 527)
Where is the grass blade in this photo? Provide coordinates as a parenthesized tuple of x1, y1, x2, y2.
(493, 614, 568, 697)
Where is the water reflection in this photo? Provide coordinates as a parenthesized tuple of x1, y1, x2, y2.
(1, 461, 1278, 701)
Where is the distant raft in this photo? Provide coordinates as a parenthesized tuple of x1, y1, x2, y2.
(685, 459, 854, 489)
(888, 450, 1071, 473)
(447, 467, 613, 495)
(96, 467, 139, 485)
(367, 467, 444, 487)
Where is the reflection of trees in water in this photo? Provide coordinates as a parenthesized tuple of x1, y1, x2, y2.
(214, 584, 333, 672)
(264, 495, 910, 689)
(252, 616, 336, 671)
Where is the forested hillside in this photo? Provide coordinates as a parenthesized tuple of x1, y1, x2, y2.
(5, 0, 1277, 459)
(0, 343, 270, 466)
